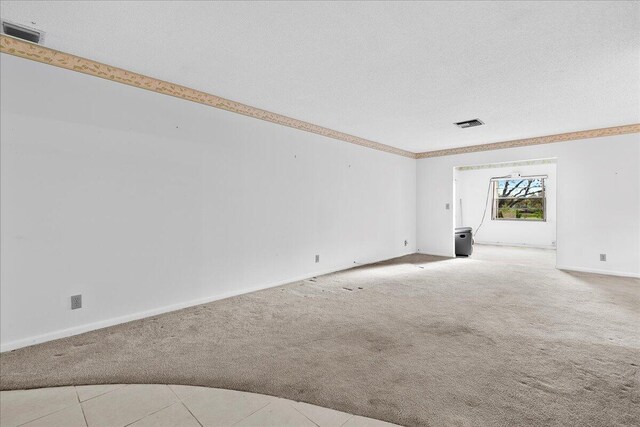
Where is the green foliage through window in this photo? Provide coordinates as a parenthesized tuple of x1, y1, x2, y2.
(492, 178, 545, 221)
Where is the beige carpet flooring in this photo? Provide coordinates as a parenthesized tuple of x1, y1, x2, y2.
(1, 246, 639, 426)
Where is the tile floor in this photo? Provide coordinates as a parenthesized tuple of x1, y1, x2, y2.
(0, 384, 399, 427)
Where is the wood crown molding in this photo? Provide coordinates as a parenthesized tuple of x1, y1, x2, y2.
(1, 35, 638, 160)
(416, 124, 640, 159)
(0, 35, 415, 158)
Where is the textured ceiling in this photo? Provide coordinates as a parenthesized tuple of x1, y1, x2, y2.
(1, 1, 638, 153)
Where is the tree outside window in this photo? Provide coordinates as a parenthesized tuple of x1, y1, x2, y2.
(492, 178, 545, 221)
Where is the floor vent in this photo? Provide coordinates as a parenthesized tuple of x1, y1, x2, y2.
(454, 119, 484, 129)
(1, 21, 43, 44)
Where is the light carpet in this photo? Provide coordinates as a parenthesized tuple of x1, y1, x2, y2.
(1, 246, 639, 426)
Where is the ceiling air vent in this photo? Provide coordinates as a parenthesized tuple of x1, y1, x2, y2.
(1, 21, 43, 44)
(454, 119, 484, 129)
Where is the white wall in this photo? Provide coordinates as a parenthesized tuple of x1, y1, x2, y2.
(454, 162, 557, 248)
(418, 133, 640, 277)
(0, 54, 416, 351)
(2, 52, 638, 353)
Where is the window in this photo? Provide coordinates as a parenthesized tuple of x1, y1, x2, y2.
(492, 178, 545, 221)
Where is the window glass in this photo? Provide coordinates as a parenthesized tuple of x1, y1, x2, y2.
(492, 178, 545, 221)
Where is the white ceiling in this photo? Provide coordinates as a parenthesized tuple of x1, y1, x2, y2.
(1, 1, 638, 153)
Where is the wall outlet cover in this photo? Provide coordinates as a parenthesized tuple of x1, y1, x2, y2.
(71, 294, 82, 310)
(600, 254, 606, 262)
(315, 254, 320, 263)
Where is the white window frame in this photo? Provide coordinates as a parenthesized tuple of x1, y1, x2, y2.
(491, 178, 546, 222)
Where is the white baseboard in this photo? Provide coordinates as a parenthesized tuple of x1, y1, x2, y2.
(556, 265, 640, 279)
(0, 251, 414, 353)
(475, 241, 556, 250)
(416, 250, 455, 258)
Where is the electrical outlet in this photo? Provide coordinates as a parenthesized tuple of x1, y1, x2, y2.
(315, 254, 320, 263)
(71, 294, 82, 310)
(600, 254, 606, 262)
(445, 203, 450, 210)
(404, 240, 408, 246)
